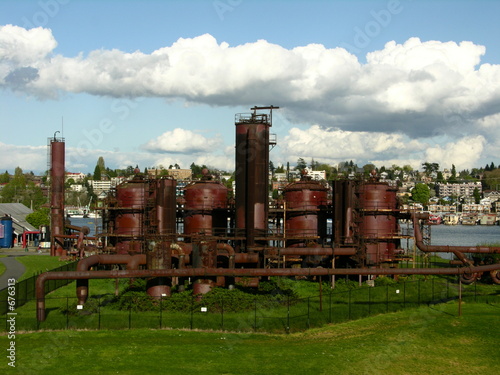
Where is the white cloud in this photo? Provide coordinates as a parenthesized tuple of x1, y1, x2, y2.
(3, 26, 500, 172)
(280, 125, 424, 165)
(0, 142, 47, 172)
(143, 128, 223, 154)
(424, 135, 486, 170)
(2, 27, 498, 140)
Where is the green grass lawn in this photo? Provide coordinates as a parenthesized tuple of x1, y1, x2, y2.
(2, 302, 498, 374)
(15, 255, 72, 281)
(0, 260, 6, 277)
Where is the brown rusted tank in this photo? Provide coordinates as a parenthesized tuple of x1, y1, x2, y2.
(235, 107, 275, 247)
(283, 177, 328, 245)
(155, 178, 177, 235)
(114, 178, 146, 254)
(183, 173, 228, 236)
(357, 182, 400, 265)
(50, 137, 65, 257)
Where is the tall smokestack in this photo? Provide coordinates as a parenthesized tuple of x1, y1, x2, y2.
(49, 134, 65, 256)
(234, 106, 278, 248)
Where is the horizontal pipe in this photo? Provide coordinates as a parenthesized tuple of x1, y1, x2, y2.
(36, 263, 500, 321)
(278, 247, 357, 256)
(413, 213, 500, 254)
(76, 254, 146, 304)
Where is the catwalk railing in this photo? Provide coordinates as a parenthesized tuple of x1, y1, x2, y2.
(2, 276, 498, 334)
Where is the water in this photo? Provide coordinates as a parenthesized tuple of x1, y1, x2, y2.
(426, 225, 500, 247)
(401, 224, 500, 260)
(65, 217, 102, 237)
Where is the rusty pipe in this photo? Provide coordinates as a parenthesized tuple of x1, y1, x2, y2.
(277, 247, 357, 256)
(76, 254, 146, 304)
(413, 213, 500, 254)
(217, 243, 235, 268)
(173, 242, 191, 268)
(36, 263, 500, 321)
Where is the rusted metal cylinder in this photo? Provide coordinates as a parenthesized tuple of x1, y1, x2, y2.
(156, 178, 177, 235)
(357, 182, 400, 265)
(235, 112, 270, 246)
(115, 179, 146, 254)
(193, 279, 215, 296)
(283, 179, 328, 243)
(50, 138, 65, 257)
(146, 279, 172, 298)
(184, 178, 228, 236)
(191, 240, 218, 297)
(332, 180, 355, 245)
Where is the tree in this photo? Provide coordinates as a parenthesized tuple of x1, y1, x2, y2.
(473, 187, 481, 204)
(421, 162, 439, 176)
(269, 160, 275, 176)
(448, 164, 457, 183)
(436, 171, 445, 183)
(25, 207, 50, 228)
(93, 165, 101, 180)
(275, 164, 285, 173)
(296, 158, 307, 171)
(0, 171, 9, 183)
(97, 156, 106, 173)
(411, 183, 430, 206)
(362, 164, 376, 177)
(483, 168, 500, 190)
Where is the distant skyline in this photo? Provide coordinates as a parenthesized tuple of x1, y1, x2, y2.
(1, 0, 500, 174)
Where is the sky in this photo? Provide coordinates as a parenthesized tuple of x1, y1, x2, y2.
(1, 0, 500, 175)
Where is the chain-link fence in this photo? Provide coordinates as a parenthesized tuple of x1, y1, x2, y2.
(0, 261, 78, 315)
(2, 276, 498, 333)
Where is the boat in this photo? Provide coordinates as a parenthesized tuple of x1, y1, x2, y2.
(65, 207, 86, 218)
(427, 214, 442, 225)
(461, 213, 478, 225)
(479, 213, 497, 225)
(443, 213, 459, 225)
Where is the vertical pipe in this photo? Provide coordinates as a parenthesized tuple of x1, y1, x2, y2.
(235, 111, 271, 249)
(50, 139, 65, 257)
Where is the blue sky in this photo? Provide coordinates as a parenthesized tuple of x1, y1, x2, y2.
(1, 0, 500, 174)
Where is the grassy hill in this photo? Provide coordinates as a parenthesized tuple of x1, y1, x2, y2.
(2, 301, 498, 374)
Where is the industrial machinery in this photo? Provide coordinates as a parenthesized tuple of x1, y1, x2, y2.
(37, 106, 500, 321)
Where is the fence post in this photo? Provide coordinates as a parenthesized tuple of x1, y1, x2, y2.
(159, 296, 163, 329)
(368, 286, 371, 316)
(221, 295, 224, 331)
(307, 297, 310, 329)
(403, 281, 406, 308)
(254, 299, 257, 333)
(190, 296, 194, 330)
(418, 279, 421, 305)
(386, 285, 389, 313)
(98, 296, 101, 330)
(66, 297, 69, 329)
(329, 291, 332, 324)
(348, 289, 351, 320)
(128, 306, 131, 329)
(286, 295, 290, 334)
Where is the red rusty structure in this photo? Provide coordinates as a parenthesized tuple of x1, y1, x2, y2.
(37, 107, 500, 321)
(49, 134, 65, 257)
(356, 171, 403, 267)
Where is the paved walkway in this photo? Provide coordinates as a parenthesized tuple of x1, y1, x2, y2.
(0, 247, 46, 289)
